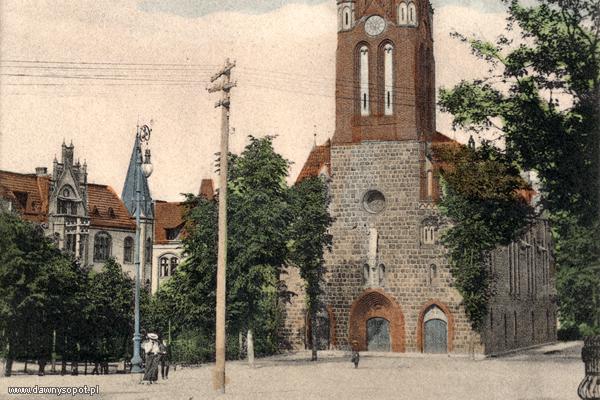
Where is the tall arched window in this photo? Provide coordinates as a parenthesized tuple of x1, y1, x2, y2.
(359, 45, 370, 116)
(123, 236, 133, 264)
(427, 170, 434, 198)
(343, 6, 351, 29)
(398, 2, 408, 24)
(94, 231, 112, 262)
(383, 43, 394, 115)
(408, 2, 417, 25)
(145, 237, 152, 264)
(363, 263, 370, 285)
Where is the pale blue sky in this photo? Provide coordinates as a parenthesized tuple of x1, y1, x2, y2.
(137, 0, 507, 17)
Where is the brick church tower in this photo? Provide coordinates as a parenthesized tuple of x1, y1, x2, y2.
(282, 0, 557, 355)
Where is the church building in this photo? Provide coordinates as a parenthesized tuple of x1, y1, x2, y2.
(282, 0, 557, 355)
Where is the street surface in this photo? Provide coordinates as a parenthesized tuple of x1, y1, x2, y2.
(0, 341, 583, 400)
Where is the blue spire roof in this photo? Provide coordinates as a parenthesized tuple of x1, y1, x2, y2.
(121, 134, 153, 219)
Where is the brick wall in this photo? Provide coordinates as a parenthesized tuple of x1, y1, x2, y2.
(483, 220, 558, 354)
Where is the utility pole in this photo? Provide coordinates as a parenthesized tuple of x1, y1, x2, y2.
(207, 58, 236, 394)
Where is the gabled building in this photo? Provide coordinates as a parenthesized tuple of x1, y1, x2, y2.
(0, 142, 141, 278)
(151, 178, 214, 293)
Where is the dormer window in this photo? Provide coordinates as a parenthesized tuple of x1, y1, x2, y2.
(108, 207, 116, 219)
(14, 191, 28, 210)
(92, 206, 100, 216)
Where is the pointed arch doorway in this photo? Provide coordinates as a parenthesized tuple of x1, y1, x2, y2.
(348, 289, 405, 352)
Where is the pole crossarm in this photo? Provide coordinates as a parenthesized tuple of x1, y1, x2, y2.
(210, 59, 236, 83)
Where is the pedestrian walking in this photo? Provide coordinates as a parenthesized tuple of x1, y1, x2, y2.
(159, 339, 170, 380)
(141, 333, 160, 384)
(351, 340, 360, 368)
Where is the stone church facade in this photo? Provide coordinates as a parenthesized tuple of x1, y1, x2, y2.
(281, 0, 557, 355)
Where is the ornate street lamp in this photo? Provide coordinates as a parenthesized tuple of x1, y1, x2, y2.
(131, 124, 152, 373)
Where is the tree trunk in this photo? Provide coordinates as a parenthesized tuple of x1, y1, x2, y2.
(247, 328, 255, 367)
(311, 311, 318, 361)
(23, 360, 28, 374)
(238, 331, 244, 360)
(4, 358, 12, 377)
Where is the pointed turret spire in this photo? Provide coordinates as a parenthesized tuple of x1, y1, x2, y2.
(121, 134, 153, 219)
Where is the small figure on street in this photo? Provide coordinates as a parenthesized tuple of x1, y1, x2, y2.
(141, 333, 160, 384)
(351, 340, 360, 368)
(159, 339, 170, 380)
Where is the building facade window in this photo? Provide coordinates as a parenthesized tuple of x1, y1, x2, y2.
(421, 223, 435, 245)
(343, 6, 351, 29)
(398, 2, 408, 24)
(383, 43, 394, 115)
(65, 234, 76, 254)
(123, 236, 133, 263)
(94, 231, 112, 262)
(359, 45, 370, 116)
(408, 2, 417, 25)
(170, 257, 179, 276)
(160, 255, 179, 277)
(160, 257, 169, 277)
(145, 238, 152, 264)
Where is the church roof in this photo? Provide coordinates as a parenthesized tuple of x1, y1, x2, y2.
(296, 139, 332, 183)
(121, 134, 153, 219)
(0, 170, 135, 230)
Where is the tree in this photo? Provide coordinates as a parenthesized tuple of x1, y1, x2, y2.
(0, 212, 82, 375)
(288, 176, 333, 361)
(438, 0, 600, 333)
(433, 141, 533, 329)
(87, 258, 135, 365)
(227, 136, 291, 366)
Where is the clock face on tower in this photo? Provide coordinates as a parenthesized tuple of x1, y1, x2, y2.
(365, 15, 386, 36)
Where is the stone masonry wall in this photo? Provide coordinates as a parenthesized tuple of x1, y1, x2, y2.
(283, 140, 482, 353)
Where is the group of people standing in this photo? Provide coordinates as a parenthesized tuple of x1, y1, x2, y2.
(140, 333, 170, 384)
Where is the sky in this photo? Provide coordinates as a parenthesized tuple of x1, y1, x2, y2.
(0, 0, 510, 201)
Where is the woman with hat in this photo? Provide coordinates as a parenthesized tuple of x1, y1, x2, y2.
(141, 333, 160, 384)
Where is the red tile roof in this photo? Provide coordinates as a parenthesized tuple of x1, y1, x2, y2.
(87, 184, 135, 230)
(0, 170, 134, 230)
(154, 201, 185, 244)
(0, 170, 49, 222)
(296, 140, 332, 183)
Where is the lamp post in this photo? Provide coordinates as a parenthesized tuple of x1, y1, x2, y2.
(131, 124, 153, 373)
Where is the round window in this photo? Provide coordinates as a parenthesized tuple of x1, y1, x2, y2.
(363, 190, 386, 214)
